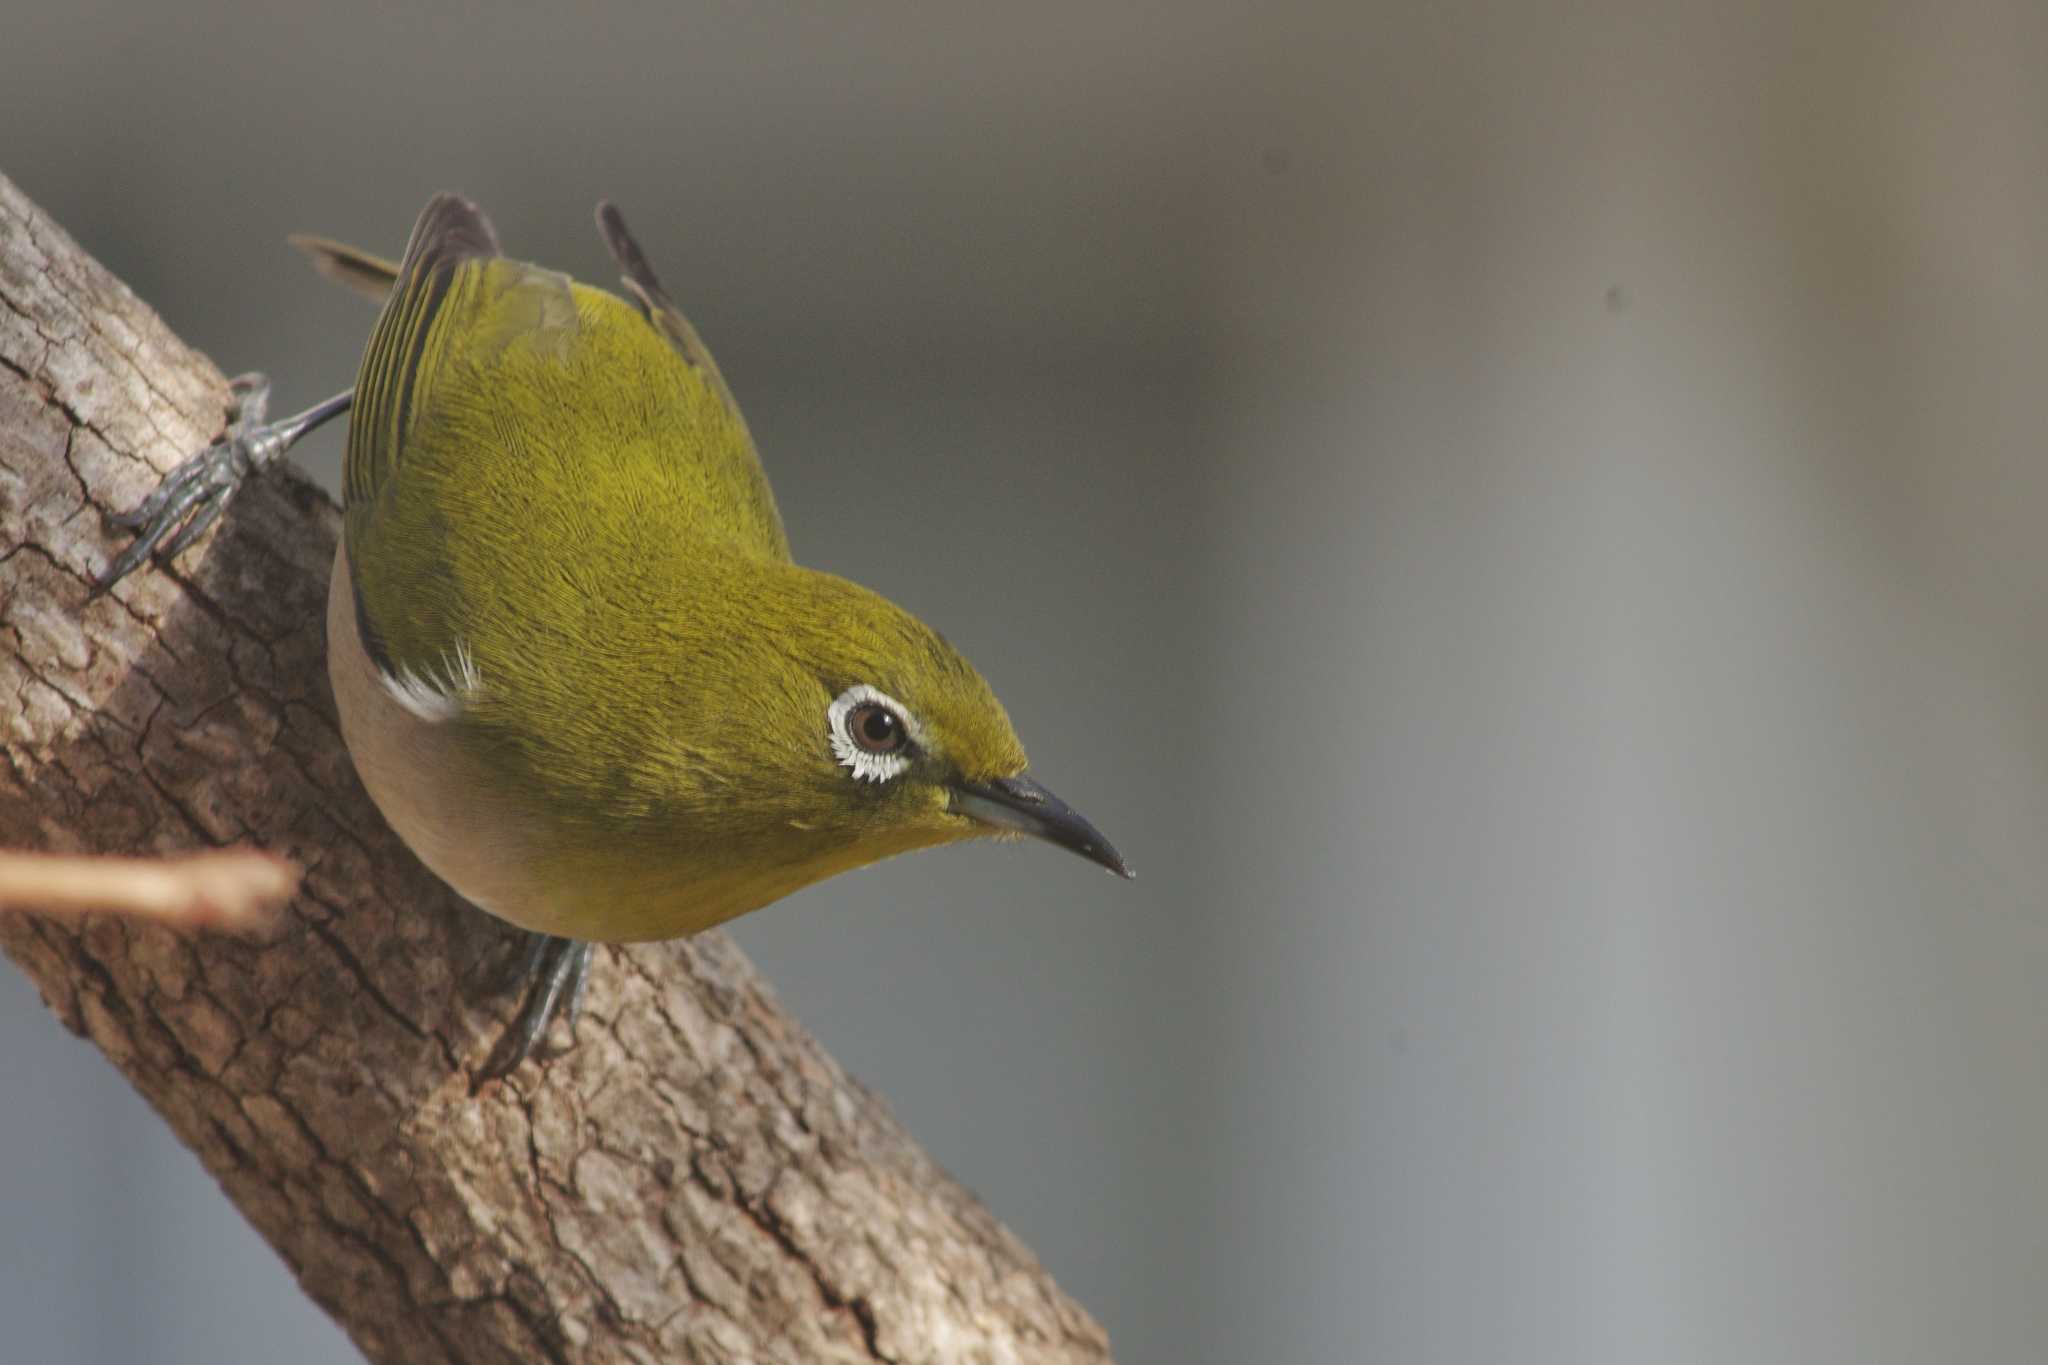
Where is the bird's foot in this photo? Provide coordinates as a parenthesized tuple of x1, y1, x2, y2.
(477, 934, 594, 1081)
(95, 374, 347, 592)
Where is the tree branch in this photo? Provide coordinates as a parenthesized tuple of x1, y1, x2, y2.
(0, 171, 1111, 1365)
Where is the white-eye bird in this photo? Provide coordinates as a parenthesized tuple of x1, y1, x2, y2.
(101, 193, 1129, 1075)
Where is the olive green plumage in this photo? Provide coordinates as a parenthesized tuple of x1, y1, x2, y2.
(95, 193, 1126, 1071)
(335, 194, 1053, 941)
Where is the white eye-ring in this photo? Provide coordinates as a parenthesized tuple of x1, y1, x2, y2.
(828, 684, 920, 783)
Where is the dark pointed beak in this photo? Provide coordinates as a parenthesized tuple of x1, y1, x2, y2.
(950, 773, 1133, 879)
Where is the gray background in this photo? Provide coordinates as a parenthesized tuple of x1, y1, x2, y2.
(6, 3, 2048, 1362)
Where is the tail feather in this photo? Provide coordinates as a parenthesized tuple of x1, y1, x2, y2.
(288, 233, 399, 302)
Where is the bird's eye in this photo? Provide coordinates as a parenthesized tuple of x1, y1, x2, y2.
(848, 703, 905, 754)
(828, 684, 919, 783)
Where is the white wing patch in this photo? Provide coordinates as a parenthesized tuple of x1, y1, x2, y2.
(378, 640, 482, 723)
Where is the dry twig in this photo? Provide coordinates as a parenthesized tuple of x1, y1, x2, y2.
(0, 847, 296, 930)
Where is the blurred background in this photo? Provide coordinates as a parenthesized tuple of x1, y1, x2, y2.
(6, 2, 2048, 1361)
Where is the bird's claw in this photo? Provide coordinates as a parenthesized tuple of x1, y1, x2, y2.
(94, 373, 275, 594)
(476, 934, 594, 1082)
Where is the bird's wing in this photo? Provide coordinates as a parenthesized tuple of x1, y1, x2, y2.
(587, 201, 791, 560)
(316, 197, 784, 554)
(343, 193, 544, 514)
(340, 193, 533, 705)
(297, 201, 757, 422)
(341, 193, 791, 719)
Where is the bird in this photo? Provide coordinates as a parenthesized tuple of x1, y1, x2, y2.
(98, 192, 1130, 1076)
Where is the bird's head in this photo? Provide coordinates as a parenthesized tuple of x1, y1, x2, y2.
(639, 562, 1130, 890)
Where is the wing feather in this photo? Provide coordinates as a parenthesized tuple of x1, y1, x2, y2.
(342, 193, 790, 715)
(595, 200, 746, 416)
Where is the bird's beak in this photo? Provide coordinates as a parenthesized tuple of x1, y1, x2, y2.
(950, 773, 1133, 879)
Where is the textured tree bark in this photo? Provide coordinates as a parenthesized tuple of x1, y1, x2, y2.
(0, 171, 1112, 1365)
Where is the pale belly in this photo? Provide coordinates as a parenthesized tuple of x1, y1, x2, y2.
(326, 543, 576, 937)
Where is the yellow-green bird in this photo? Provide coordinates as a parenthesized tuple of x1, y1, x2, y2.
(101, 193, 1129, 1075)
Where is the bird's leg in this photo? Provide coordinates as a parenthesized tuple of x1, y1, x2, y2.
(95, 374, 353, 592)
(478, 934, 595, 1080)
